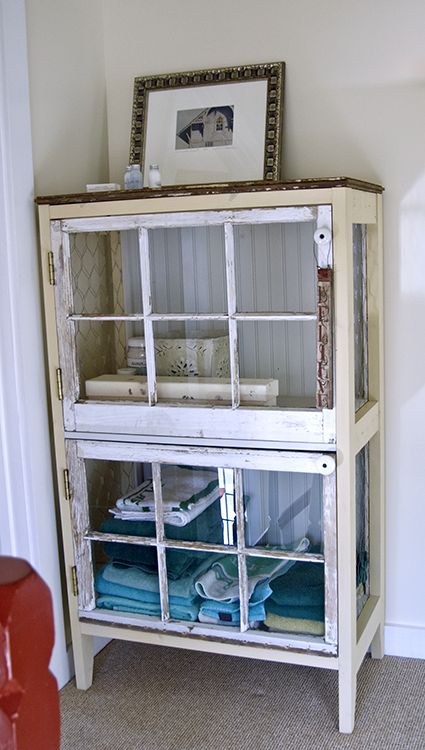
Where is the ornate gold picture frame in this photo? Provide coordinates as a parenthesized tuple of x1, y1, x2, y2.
(129, 62, 285, 187)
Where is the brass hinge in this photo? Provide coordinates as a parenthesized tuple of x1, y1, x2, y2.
(56, 368, 63, 401)
(71, 566, 78, 597)
(63, 469, 71, 501)
(48, 251, 56, 285)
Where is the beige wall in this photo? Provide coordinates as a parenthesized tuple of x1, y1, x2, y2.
(102, 0, 425, 648)
(25, 0, 425, 655)
(26, 0, 108, 195)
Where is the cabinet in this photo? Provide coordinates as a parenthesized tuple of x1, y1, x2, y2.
(37, 178, 384, 733)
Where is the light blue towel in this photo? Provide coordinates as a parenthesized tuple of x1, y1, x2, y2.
(95, 552, 215, 604)
(199, 580, 272, 625)
(96, 594, 201, 621)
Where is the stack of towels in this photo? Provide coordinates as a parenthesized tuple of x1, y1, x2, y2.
(96, 550, 214, 621)
(194, 537, 310, 627)
(95, 499, 224, 622)
(108, 466, 221, 527)
(265, 561, 325, 635)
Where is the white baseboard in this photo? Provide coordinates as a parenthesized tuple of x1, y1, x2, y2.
(385, 623, 425, 659)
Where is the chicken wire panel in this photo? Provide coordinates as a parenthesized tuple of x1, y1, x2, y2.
(68, 231, 128, 398)
(69, 231, 129, 315)
(75, 320, 127, 399)
(86, 459, 137, 531)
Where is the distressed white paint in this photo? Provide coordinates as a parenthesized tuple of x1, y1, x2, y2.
(80, 611, 338, 660)
(75, 439, 335, 475)
(38, 184, 384, 736)
(61, 206, 318, 234)
(73, 400, 333, 444)
(138, 226, 156, 405)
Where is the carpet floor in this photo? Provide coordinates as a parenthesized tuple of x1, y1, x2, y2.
(60, 640, 425, 749)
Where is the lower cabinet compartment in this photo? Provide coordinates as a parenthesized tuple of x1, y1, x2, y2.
(67, 439, 338, 653)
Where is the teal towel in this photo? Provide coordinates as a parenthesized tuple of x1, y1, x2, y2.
(270, 561, 324, 607)
(199, 601, 266, 625)
(96, 552, 214, 602)
(195, 538, 310, 602)
(96, 594, 200, 621)
(101, 509, 223, 576)
(199, 579, 272, 624)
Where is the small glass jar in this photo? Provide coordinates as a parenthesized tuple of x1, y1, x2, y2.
(126, 337, 146, 374)
(124, 164, 143, 189)
(148, 163, 161, 188)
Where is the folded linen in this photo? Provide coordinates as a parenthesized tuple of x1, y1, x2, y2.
(269, 561, 324, 608)
(266, 600, 324, 621)
(198, 612, 260, 629)
(109, 466, 221, 526)
(96, 594, 200, 621)
(100, 510, 223, 574)
(96, 551, 215, 602)
(195, 538, 310, 603)
(265, 612, 325, 636)
(198, 579, 272, 624)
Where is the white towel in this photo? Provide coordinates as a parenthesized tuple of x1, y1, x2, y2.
(109, 467, 221, 527)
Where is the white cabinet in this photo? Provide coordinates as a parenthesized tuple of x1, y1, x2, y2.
(37, 178, 384, 733)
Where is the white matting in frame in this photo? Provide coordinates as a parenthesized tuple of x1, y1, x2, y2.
(143, 80, 268, 186)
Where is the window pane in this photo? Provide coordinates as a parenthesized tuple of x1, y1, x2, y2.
(353, 224, 369, 409)
(356, 444, 370, 616)
(238, 320, 317, 406)
(264, 560, 325, 636)
(149, 225, 227, 314)
(243, 469, 323, 553)
(69, 230, 143, 316)
(234, 222, 316, 313)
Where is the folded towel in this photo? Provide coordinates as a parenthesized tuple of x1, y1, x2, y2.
(96, 551, 215, 603)
(96, 594, 201, 621)
(110, 466, 221, 526)
(101, 511, 223, 574)
(270, 561, 324, 608)
(265, 600, 324, 621)
(265, 612, 325, 636)
(195, 538, 310, 603)
(198, 612, 261, 628)
(198, 579, 272, 624)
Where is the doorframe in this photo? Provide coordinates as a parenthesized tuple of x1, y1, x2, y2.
(0, 0, 70, 687)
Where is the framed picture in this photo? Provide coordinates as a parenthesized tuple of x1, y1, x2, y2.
(129, 62, 285, 187)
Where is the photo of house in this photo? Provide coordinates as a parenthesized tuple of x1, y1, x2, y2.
(176, 105, 234, 149)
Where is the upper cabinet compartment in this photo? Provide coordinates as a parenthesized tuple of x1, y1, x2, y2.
(44, 182, 380, 444)
(52, 204, 332, 441)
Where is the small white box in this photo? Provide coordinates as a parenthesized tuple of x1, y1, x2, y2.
(86, 183, 121, 192)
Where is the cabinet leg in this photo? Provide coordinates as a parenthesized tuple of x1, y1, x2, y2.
(338, 668, 357, 734)
(370, 621, 384, 659)
(73, 633, 94, 690)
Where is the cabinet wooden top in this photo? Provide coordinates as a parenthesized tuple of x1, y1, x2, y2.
(35, 177, 383, 206)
